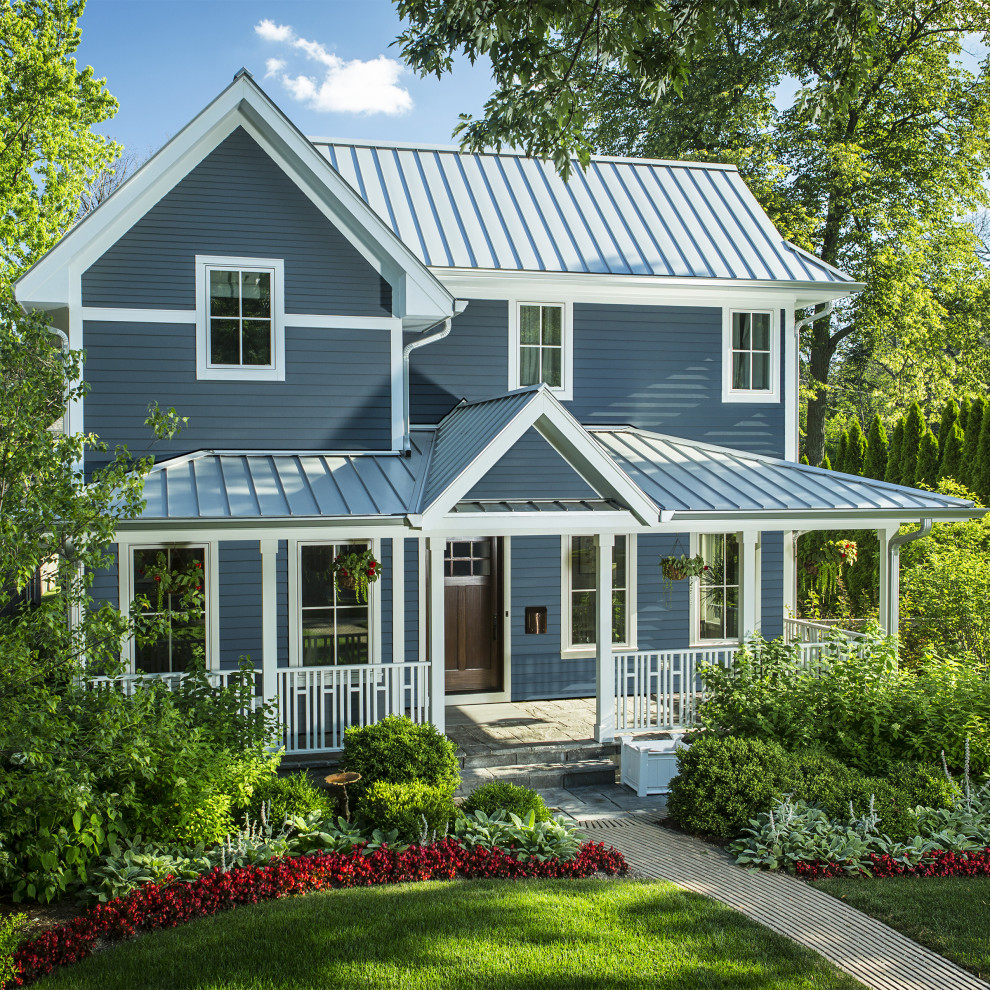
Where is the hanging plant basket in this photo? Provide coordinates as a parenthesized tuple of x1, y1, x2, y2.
(800, 539, 857, 596)
(659, 553, 708, 593)
(331, 549, 382, 604)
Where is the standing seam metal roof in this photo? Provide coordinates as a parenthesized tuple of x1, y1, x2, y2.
(313, 140, 855, 284)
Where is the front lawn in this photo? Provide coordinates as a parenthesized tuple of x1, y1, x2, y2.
(36, 879, 863, 990)
(812, 877, 990, 979)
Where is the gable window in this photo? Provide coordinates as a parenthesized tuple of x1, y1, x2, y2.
(510, 301, 573, 399)
(196, 256, 285, 381)
(297, 543, 372, 666)
(692, 533, 740, 643)
(562, 535, 635, 653)
(132, 545, 207, 673)
(722, 308, 779, 403)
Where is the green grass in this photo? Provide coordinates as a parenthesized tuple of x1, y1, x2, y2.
(812, 876, 990, 979)
(36, 879, 863, 990)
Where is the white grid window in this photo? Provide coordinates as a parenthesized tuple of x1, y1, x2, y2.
(697, 533, 740, 642)
(566, 535, 630, 649)
(208, 269, 273, 368)
(299, 543, 371, 666)
(731, 312, 772, 391)
(519, 304, 563, 388)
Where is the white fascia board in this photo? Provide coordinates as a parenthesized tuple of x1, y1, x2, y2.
(431, 269, 863, 307)
(418, 512, 646, 537)
(658, 509, 985, 532)
(419, 390, 661, 528)
(16, 73, 454, 323)
(113, 516, 409, 542)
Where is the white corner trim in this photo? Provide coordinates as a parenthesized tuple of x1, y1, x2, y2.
(507, 300, 573, 401)
(721, 306, 781, 405)
(194, 256, 285, 382)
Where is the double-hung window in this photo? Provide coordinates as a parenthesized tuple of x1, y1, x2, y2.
(298, 543, 372, 666)
(722, 309, 778, 402)
(511, 302, 572, 399)
(132, 545, 207, 673)
(196, 256, 285, 381)
(693, 533, 740, 643)
(563, 535, 633, 652)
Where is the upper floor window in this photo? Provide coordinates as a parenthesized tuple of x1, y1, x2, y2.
(196, 256, 285, 381)
(722, 308, 779, 403)
(562, 534, 634, 654)
(509, 301, 573, 399)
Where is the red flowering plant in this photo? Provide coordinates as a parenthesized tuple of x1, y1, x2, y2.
(138, 551, 205, 612)
(331, 548, 381, 604)
(801, 539, 858, 596)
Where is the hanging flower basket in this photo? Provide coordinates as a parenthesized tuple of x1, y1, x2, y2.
(659, 553, 708, 593)
(801, 539, 858, 595)
(331, 549, 382, 604)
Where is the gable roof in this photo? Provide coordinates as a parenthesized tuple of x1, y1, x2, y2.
(314, 138, 858, 292)
(15, 72, 454, 329)
(593, 427, 980, 524)
(413, 386, 662, 527)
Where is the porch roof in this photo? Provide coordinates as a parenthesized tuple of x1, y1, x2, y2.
(592, 428, 980, 521)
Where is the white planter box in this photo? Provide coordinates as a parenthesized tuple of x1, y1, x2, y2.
(619, 735, 688, 797)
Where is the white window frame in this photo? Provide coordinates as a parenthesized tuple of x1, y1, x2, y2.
(509, 300, 573, 400)
(120, 540, 219, 673)
(560, 533, 637, 657)
(287, 537, 382, 668)
(689, 532, 751, 647)
(722, 307, 779, 403)
(195, 255, 285, 382)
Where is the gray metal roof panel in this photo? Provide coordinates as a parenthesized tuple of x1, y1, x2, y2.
(592, 429, 975, 514)
(312, 140, 855, 284)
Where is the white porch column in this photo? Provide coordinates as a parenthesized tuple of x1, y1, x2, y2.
(594, 533, 615, 744)
(259, 539, 279, 705)
(740, 531, 761, 638)
(427, 536, 446, 735)
(782, 530, 797, 618)
(877, 526, 900, 637)
(392, 536, 406, 664)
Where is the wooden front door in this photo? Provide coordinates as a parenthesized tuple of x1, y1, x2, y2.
(444, 538, 503, 694)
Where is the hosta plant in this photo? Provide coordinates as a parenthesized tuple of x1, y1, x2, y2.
(453, 810, 583, 863)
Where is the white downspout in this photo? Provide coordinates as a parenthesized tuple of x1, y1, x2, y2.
(884, 519, 933, 644)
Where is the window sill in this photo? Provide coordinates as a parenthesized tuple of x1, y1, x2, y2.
(722, 389, 780, 404)
(689, 639, 742, 649)
(561, 643, 635, 659)
(198, 366, 285, 382)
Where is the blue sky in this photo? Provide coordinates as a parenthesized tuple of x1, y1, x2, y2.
(75, 0, 495, 159)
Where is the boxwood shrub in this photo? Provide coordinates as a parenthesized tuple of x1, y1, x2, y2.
(462, 781, 551, 822)
(248, 771, 336, 823)
(357, 780, 457, 842)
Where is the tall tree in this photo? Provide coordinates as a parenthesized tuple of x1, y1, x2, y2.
(977, 412, 990, 506)
(962, 396, 987, 489)
(865, 413, 888, 480)
(835, 430, 851, 474)
(899, 402, 926, 489)
(918, 429, 940, 489)
(0, 0, 119, 276)
(844, 417, 868, 476)
(885, 418, 905, 484)
(960, 394, 974, 436)
(939, 421, 966, 483)
(938, 398, 960, 470)
(821, 453, 832, 471)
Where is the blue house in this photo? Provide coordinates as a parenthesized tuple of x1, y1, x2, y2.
(15, 71, 978, 755)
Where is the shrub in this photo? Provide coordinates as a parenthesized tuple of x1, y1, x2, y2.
(1, 912, 25, 990)
(248, 772, 336, 823)
(462, 782, 550, 823)
(356, 780, 457, 842)
(667, 735, 799, 840)
(341, 715, 459, 798)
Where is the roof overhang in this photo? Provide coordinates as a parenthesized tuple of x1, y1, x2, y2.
(15, 70, 455, 329)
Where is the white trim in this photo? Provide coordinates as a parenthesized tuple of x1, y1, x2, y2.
(117, 538, 219, 672)
(285, 313, 401, 330)
(195, 256, 285, 382)
(391, 536, 405, 664)
(426, 536, 446, 733)
(81, 308, 400, 329)
(560, 533, 637, 657)
(82, 308, 196, 324)
(594, 533, 615, 743)
(390, 322, 404, 450)
(784, 303, 799, 460)
(508, 300, 573, 401)
(286, 536, 382, 668)
(722, 308, 780, 404)
(417, 537, 427, 661)
(259, 539, 279, 703)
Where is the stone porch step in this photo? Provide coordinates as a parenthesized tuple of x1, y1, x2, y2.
(456, 759, 618, 796)
(458, 740, 618, 770)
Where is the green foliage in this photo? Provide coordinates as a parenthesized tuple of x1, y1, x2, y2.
(843, 417, 867, 476)
(699, 633, 990, 775)
(977, 411, 990, 507)
(667, 734, 800, 840)
(962, 396, 987, 489)
(918, 429, 940, 489)
(864, 414, 888, 480)
(937, 399, 960, 470)
(341, 715, 460, 799)
(939, 421, 966, 483)
(452, 810, 583, 863)
(248, 772, 336, 823)
(884, 419, 904, 484)
(899, 402, 926, 489)
(0, 911, 25, 989)
(960, 395, 974, 435)
(821, 453, 832, 471)
(356, 780, 457, 843)
(462, 781, 551, 823)
(835, 430, 850, 473)
(0, 0, 120, 276)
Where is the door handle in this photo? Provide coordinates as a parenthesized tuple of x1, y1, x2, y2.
(492, 612, 498, 641)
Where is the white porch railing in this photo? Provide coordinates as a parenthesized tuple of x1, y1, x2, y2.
(614, 648, 735, 733)
(783, 618, 870, 667)
(278, 662, 431, 754)
(87, 668, 256, 696)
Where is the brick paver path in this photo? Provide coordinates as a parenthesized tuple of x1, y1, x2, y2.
(584, 817, 989, 990)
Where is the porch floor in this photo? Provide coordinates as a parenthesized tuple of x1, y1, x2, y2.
(446, 697, 598, 754)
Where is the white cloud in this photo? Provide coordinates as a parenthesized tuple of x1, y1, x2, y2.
(254, 19, 412, 116)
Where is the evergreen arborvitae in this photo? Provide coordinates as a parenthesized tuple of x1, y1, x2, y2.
(800, 453, 809, 465)
(865, 413, 888, 480)
(821, 453, 832, 471)
(885, 418, 905, 484)
(899, 402, 926, 488)
(939, 421, 965, 483)
(937, 399, 960, 470)
(977, 411, 990, 505)
(962, 397, 986, 489)
(836, 431, 850, 473)
(844, 417, 867, 476)
(959, 395, 973, 436)
(917, 430, 939, 489)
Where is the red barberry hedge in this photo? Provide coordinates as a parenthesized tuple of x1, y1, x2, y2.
(795, 846, 990, 880)
(10, 839, 627, 986)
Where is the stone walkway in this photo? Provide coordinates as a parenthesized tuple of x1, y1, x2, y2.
(582, 817, 989, 990)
